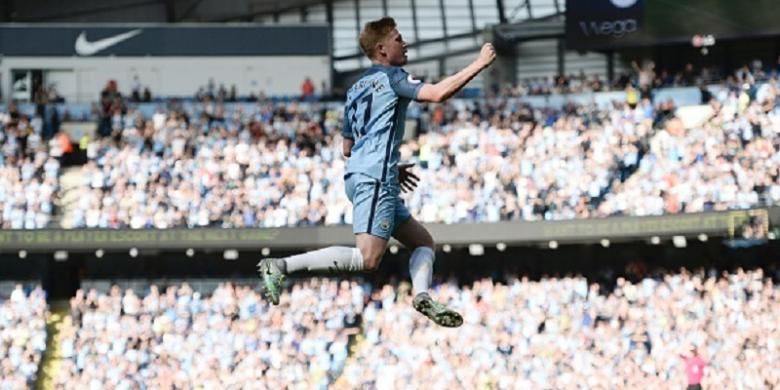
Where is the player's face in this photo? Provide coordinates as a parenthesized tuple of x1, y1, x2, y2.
(382, 29, 408, 66)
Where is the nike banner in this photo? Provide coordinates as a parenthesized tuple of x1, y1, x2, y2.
(0, 24, 330, 56)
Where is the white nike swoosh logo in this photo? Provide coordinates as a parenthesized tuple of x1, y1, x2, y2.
(407, 74, 422, 84)
(74, 29, 142, 56)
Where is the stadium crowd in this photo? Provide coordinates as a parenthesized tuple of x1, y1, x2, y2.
(67, 97, 657, 228)
(0, 58, 776, 229)
(402, 99, 650, 222)
(0, 106, 60, 229)
(509, 62, 700, 97)
(54, 279, 363, 389)
(511, 59, 774, 97)
(69, 103, 350, 228)
(336, 267, 780, 389)
(66, 79, 780, 228)
(40, 265, 780, 389)
(0, 285, 48, 389)
(599, 82, 780, 216)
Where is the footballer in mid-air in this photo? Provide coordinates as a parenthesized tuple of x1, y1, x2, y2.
(258, 16, 496, 327)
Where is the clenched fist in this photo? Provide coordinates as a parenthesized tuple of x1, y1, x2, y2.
(478, 43, 497, 68)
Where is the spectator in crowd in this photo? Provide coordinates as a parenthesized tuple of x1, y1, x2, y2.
(217, 84, 228, 102)
(130, 75, 142, 103)
(98, 80, 124, 137)
(680, 346, 707, 390)
(142, 86, 153, 103)
(632, 60, 655, 99)
(229, 85, 238, 103)
(301, 77, 315, 99)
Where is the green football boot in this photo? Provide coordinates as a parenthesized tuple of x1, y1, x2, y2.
(257, 258, 286, 305)
(412, 292, 463, 328)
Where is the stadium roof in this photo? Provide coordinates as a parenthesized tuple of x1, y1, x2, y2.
(0, 0, 562, 25)
(0, 0, 325, 23)
(0, 0, 564, 75)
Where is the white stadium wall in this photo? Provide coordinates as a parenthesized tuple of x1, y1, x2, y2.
(0, 56, 331, 102)
(0, 25, 331, 102)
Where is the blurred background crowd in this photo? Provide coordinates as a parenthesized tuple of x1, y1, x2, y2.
(338, 268, 780, 389)
(0, 58, 777, 230)
(0, 285, 48, 389)
(2, 67, 772, 230)
(54, 279, 362, 389)
(4, 265, 777, 389)
(0, 108, 61, 229)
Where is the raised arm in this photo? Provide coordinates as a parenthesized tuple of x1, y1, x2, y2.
(416, 43, 497, 103)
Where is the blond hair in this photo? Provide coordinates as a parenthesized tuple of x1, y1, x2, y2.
(359, 17, 396, 59)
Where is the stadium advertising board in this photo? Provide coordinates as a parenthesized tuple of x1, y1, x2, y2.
(0, 209, 771, 252)
(0, 25, 329, 56)
(566, 0, 780, 50)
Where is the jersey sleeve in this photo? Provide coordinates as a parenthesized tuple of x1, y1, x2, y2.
(388, 67, 424, 100)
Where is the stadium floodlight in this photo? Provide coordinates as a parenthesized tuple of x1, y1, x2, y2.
(95, 249, 104, 259)
(18, 250, 27, 259)
(548, 241, 559, 249)
(650, 236, 661, 245)
(600, 239, 610, 248)
(129, 248, 139, 258)
(672, 236, 687, 248)
(223, 249, 238, 260)
(698, 234, 708, 242)
(468, 244, 484, 256)
(54, 251, 68, 261)
(186, 248, 195, 258)
(496, 242, 506, 252)
(389, 245, 399, 254)
(442, 244, 452, 253)
(261, 248, 270, 256)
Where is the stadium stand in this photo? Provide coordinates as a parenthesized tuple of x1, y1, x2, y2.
(55, 76, 779, 228)
(338, 268, 780, 389)
(54, 280, 363, 389)
(0, 284, 48, 389)
(33, 265, 780, 389)
(1, 55, 778, 230)
(0, 107, 60, 229)
(599, 95, 780, 217)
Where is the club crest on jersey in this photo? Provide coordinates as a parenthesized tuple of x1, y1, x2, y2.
(407, 75, 422, 84)
(379, 220, 391, 231)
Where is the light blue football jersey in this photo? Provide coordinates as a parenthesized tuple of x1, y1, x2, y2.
(342, 64, 423, 184)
